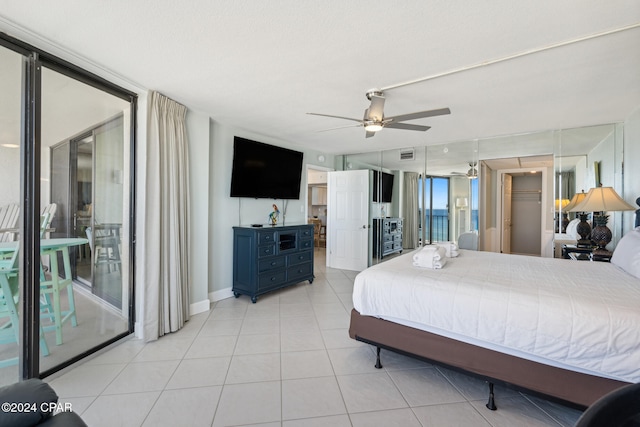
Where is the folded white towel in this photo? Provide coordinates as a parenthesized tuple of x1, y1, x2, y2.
(435, 241, 459, 257)
(412, 246, 447, 269)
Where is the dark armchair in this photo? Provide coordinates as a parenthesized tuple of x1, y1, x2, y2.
(0, 378, 87, 427)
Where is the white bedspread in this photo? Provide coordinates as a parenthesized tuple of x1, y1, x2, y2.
(353, 249, 640, 383)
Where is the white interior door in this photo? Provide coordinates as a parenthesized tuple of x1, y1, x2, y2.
(327, 170, 370, 271)
(501, 173, 513, 254)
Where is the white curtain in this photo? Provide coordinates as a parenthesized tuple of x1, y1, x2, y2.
(403, 172, 419, 249)
(143, 91, 191, 341)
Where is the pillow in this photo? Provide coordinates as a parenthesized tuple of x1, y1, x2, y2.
(611, 229, 640, 280)
(0, 378, 58, 427)
(566, 218, 580, 240)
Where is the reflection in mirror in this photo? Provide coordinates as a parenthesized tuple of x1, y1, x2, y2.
(425, 139, 478, 248)
(345, 147, 427, 266)
(344, 122, 624, 265)
(554, 124, 624, 258)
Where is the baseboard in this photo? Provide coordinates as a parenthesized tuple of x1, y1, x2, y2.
(209, 287, 234, 303)
(190, 299, 211, 315)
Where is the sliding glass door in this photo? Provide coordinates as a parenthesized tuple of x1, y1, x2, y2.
(0, 34, 136, 385)
(40, 65, 131, 377)
(419, 176, 450, 244)
(0, 43, 24, 386)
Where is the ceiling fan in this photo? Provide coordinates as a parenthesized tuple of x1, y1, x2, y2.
(307, 90, 450, 138)
(450, 162, 478, 179)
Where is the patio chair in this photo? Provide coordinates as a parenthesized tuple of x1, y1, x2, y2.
(0, 203, 19, 242)
(0, 244, 50, 368)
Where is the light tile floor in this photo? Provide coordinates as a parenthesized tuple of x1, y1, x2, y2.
(47, 249, 584, 426)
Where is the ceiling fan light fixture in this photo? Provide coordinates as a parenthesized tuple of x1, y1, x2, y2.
(364, 121, 383, 132)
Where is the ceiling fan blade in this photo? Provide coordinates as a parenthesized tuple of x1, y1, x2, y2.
(316, 124, 363, 133)
(367, 95, 385, 121)
(365, 131, 376, 138)
(386, 107, 451, 123)
(385, 122, 431, 132)
(306, 112, 363, 123)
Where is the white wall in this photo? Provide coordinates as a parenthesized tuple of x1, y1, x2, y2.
(587, 132, 616, 188)
(209, 120, 335, 299)
(186, 110, 211, 312)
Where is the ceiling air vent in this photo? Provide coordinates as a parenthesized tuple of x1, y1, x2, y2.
(399, 148, 415, 161)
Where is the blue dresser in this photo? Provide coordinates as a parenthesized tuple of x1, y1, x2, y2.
(233, 223, 314, 303)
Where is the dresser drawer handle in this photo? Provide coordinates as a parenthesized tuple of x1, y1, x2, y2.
(271, 261, 277, 266)
(298, 255, 304, 260)
(271, 277, 276, 281)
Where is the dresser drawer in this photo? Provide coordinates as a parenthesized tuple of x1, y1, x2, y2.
(288, 262, 312, 281)
(258, 231, 276, 245)
(288, 250, 312, 266)
(259, 270, 286, 289)
(258, 257, 286, 273)
(258, 244, 276, 258)
(299, 227, 314, 240)
(299, 239, 313, 250)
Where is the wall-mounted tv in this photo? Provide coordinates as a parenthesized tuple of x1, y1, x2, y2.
(373, 170, 394, 203)
(230, 137, 304, 199)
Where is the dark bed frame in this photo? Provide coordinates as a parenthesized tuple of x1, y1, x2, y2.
(349, 309, 629, 410)
(349, 198, 640, 410)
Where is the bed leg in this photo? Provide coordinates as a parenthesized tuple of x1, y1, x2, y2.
(375, 346, 383, 369)
(486, 382, 497, 410)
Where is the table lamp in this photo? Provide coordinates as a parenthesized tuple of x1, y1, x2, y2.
(456, 198, 468, 209)
(564, 190, 589, 243)
(563, 190, 587, 212)
(569, 186, 635, 253)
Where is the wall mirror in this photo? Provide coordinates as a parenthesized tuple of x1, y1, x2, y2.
(342, 122, 623, 266)
(553, 123, 624, 259)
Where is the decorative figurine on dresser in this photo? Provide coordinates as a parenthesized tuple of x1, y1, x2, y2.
(232, 223, 314, 303)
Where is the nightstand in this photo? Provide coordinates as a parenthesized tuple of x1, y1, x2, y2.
(562, 244, 593, 260)
(566, 246, 612, 262)
(592, 249, 613, 262)
(568, 252, 591, 261)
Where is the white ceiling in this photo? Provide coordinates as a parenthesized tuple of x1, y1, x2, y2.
(0, 1, 639, 156)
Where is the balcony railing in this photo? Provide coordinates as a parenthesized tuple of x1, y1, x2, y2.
(418, 212, 449, 243)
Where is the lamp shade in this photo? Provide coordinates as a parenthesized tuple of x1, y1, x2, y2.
(456, 197, 468, 208)
(554, 198, 570, 210)
(563, 190, 587, 211)
(569, 186, 635, 212)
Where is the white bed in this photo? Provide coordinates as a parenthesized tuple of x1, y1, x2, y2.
(354, 247, 640, 383)
(350, 227, 640, 407)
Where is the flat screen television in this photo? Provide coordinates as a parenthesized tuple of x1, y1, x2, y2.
(230, 137, 304, 199)
(373, 170, 394, 203)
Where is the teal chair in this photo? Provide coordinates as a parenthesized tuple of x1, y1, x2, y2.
(0, 245, 50, 368)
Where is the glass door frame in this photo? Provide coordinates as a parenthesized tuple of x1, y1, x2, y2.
(0, 32, 137, 380)
(419, 175, 451, 245)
